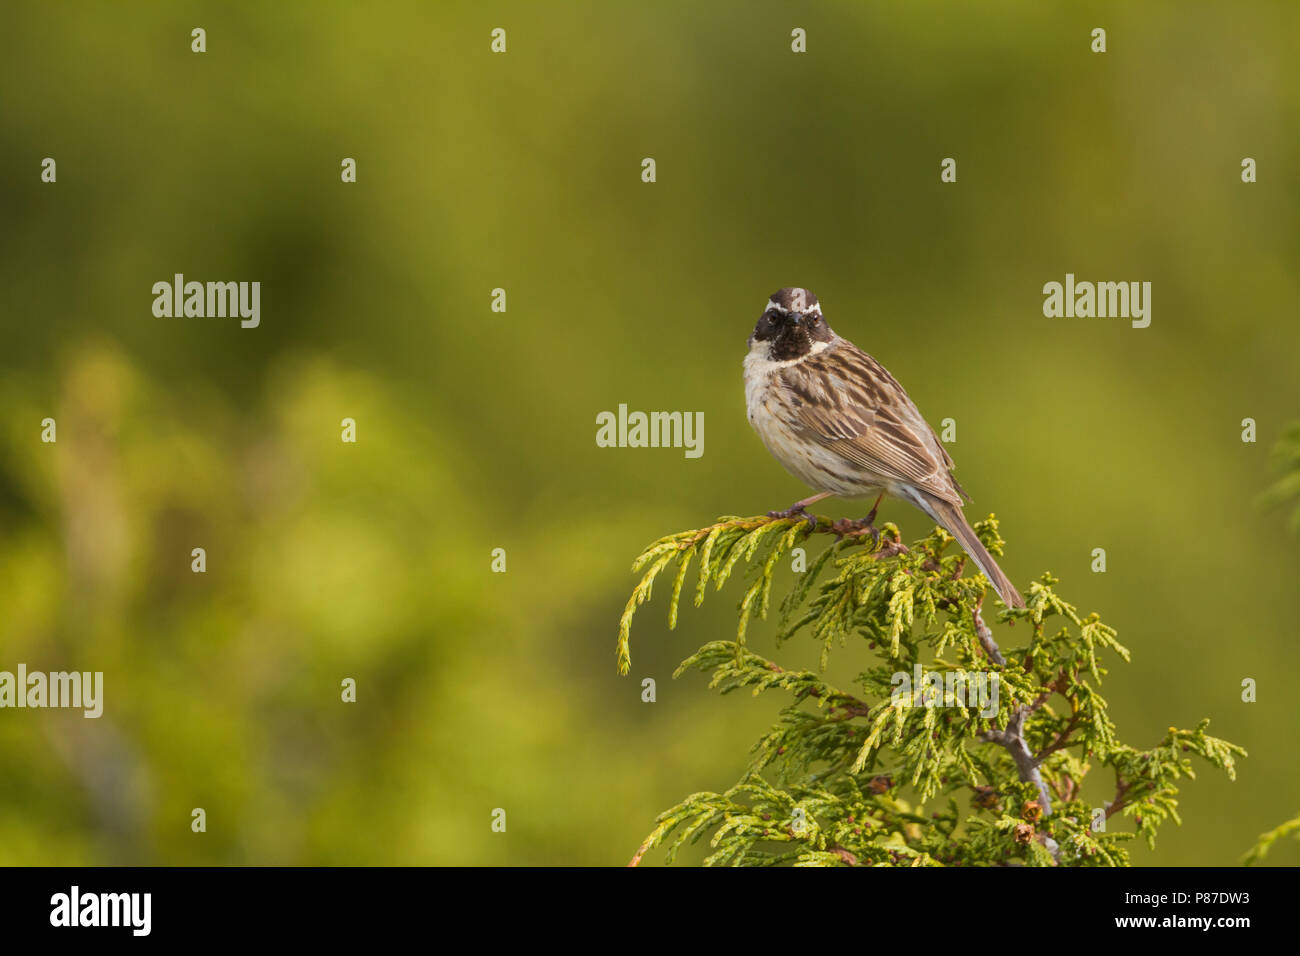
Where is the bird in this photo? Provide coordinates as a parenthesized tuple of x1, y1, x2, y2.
(743, 287, 1026, 609)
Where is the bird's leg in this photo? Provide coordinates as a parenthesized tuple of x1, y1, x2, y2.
(859, 493, 885, 548)
(862, 493, 883, 528)
(767, 491, 832, 531)
(831, 493, 885, 546)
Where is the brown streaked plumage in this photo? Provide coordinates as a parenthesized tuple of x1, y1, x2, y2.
(743, 287, 1025, 609)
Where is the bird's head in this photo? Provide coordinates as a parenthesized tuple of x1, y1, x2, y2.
(749, 287, 834, 361)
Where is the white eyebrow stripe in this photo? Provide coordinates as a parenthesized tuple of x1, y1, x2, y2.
(766, 299, 821, 315)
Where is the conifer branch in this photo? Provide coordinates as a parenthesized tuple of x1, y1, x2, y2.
(981, 710, 1052, 816)
(1243, 811, 1300, 866)
(1242, 439, 1300, 864)
(971, 604, 1006, 667)
(1260, 421, 1300, 535)
(618, 513, 1244, 866)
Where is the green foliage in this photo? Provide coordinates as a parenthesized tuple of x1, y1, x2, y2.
(1243, 811, 1300, 866)
(1243, 432, 1300, 864)
(619, 515, 1245, 867)
(1260, 422, 1300, 535)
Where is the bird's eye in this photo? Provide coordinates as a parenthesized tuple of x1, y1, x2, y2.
(754, 312, 782, 340)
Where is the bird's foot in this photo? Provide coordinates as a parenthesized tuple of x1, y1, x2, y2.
(832, 516, 909, 558)
(830, 501, 880, 544)
(767, 503, 819, 532)
(830, 516, 880, 548)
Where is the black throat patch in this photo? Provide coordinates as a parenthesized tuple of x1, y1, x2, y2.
(770, 325, 813, 361)
(769, 316, 832, 361)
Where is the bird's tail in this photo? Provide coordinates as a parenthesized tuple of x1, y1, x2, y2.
(910, 490, 1026, 609)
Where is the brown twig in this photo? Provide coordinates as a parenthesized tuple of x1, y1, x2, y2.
(1035, 712, 1082, 763)
(1105, 777, 1134, 820)
(971, 604, 1006, 667)
(982, 709, 1053, 817)
(627, 836, 654, 867)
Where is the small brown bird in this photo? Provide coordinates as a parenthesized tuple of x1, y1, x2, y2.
(743, 287, 1025, 609)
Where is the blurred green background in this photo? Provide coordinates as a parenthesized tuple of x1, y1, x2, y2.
(1, 1, 1297, 865)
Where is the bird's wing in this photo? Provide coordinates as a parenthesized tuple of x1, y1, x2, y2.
(777, 340, 967, 505)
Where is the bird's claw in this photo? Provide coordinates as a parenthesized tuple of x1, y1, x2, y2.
(830, 517, 880, 547)
(767, 505, 819, 532)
